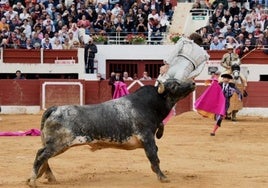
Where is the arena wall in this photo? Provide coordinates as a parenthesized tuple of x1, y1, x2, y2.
(0, 80, 267, 117)
(0, 47, 268, 115)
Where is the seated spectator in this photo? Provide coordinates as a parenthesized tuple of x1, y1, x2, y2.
(210, 36, 224, 50)
(123, 71, 133, 81)
(140, 71, 152, 80)
(31, 32, 42, 48)
(93, 14, 104, 33)
(233, 22, 241, 37)
(95, 2, 106, 15)
(255, 33, 265, 49)
(163, 0, 174, 21)
(62, 37, 71, 49)
(52, 39, 63, 49)
(43, 38, 52, 49)
(41, 33, 51, 46)
(225, 36, 239, 49)
(159, 10, 169, 33)
(113, 14, 124, 34)
(239, 25, 249, 39)
(19, 8, 30, 21)
(224, 25, 235, 38)
(19, 33, 27, 48)
(124, 14, 135, 33)
(71, 40, 80, 49)
(218, 33, 226, 46)
(136, 17, 147, 35)
(229, 1, 240, 18)
(222, 9, 232, 25)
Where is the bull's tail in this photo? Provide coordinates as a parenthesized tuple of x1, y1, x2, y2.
(40, 106, 57, 130)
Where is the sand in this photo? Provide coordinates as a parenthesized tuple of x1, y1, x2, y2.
(0, 111, 267, 188)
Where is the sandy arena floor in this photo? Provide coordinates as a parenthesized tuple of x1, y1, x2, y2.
(0, 111, 267, 188)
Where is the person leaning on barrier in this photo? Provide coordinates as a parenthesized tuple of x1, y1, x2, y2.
(14, 70, 26, 80)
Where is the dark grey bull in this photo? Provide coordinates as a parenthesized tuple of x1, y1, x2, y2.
(27, 79, 195, 187)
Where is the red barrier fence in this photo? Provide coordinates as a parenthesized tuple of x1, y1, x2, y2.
(0, 80, 267, 114)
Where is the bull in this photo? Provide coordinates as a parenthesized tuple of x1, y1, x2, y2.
(27, 79, 195, 187)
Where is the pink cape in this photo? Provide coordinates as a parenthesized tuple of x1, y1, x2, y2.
(0, 128, 41, 136)
(113, 81, 129, 99)
(194, 79, 226, 118)
(163, 108, 176, 125)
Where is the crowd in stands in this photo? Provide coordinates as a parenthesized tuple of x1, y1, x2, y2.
(193, 0, 268, 57)
(0, 0, 174, 49)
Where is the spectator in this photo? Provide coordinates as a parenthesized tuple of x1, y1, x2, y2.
(113, 14, 124, 34)
(43, 38, 52, 49)
(222, 9, 232, 25)
(224, 25, 235, 38)
(239, 25, 249, 39)
(159, 10, 169, 33)
(140, 71, 152, 80)
(84, 37, 98, 73)
(93, 14, 104, 33)
(229, 1, 240, 18)
(108, 69, 124, 97)
(218, 33, 226, 46)
(136, 17, 147, 34)
(238, 38, 254, 58)
(24, 38, 33, 49)
(210, 36, 224, 50)
(19, 32, 27, 48)
(62, 37, 71, 49)
(230, 14, 241, 29)
(31, 32, 42, 48)
(14, 70, 26, 79)
(225, 36, 239, 49)
(21, 19, 31, 39)
(52, 38, 63, 49)
(163, 0, 174, 21)
(123, 71, 133, 81)
(71, 40, 80, 49)
(124, 14, 135, 33)
(96, 73, 105, 80)
(19, 8, 30, 20)
(233, 22, 241, 37)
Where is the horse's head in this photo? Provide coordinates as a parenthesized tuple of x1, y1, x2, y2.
(231, 60, 241, 80)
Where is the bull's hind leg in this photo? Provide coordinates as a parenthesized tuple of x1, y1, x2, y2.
(142, 135, 170, 183)
(27, 146, 61, 187)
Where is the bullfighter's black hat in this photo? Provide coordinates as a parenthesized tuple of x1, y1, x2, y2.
(221, 73, 233, 79)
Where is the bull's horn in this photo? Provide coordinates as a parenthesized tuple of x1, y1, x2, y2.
(158, 82, 165, 94)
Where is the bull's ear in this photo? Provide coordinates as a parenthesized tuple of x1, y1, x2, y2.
(158, 81, 165, 94)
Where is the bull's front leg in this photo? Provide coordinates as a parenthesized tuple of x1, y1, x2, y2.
(142, 134, 170, 183)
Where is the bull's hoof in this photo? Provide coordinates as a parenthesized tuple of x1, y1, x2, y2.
(26, 178, 37, 188)
(44, 174, 57, 182)
(159, 176, 170, 183)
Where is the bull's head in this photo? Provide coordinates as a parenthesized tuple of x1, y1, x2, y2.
(158, 79, 195, 103)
